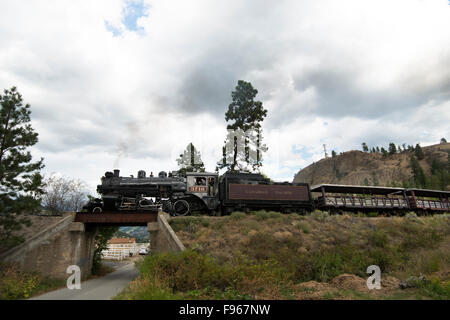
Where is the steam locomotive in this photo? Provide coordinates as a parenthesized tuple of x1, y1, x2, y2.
(83, 169, 450, 215)
(82, 169, 313, 215)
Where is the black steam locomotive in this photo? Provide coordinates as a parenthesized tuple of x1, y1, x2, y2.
(83, 169, 313, 215)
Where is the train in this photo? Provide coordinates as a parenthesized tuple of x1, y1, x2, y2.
(82, 169, 450, 215)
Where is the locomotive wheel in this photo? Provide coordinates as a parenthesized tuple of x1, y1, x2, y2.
(92, 206, 103, 213)
(162, 200, 173, 214)
(173, 200, 190, 216)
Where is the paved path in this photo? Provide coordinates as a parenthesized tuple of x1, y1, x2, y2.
(30, 262, 138, 300)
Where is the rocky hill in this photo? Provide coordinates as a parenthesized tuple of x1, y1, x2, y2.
(293, 142, 450, 189)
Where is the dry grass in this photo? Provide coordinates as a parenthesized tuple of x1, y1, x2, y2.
(163, 211, 450, 299)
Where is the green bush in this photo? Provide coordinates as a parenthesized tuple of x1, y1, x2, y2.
(310, 210, 329, 221)
(253, 210, 282, 220)
(405, 211, 419, 221)
(0, 264, 65, 299)
(169, 217, 210, 232)
(298, 222, 310, 234)
(231, 211, 246, 220)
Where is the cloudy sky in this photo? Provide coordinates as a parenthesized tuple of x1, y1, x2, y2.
(0, 0, 449, 193)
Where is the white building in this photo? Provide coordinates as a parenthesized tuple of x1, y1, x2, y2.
(102, 237, 138, 260)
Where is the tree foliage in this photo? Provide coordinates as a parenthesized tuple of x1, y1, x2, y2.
(388, 143, 397, 155)
(415, 143, 425, 160)
(361, 142, 368, 152)
(92, 226, 119, 274)
(225, 80, 267, 132)
(0, 87, 44, 247)
(41, 175, 89, 214)
(219, 80, 268, 172)
(176, 143, 205, 175)
(410, 155, 427, 188)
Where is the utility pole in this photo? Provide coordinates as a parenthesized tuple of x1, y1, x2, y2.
(323, 144, 328, 158)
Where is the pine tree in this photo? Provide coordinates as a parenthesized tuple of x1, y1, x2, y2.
(388, 143, 397, 155)
(415, 143, 425, 160)
(219, 80, 268, 172)
(0, 87, 44, 248)
(176, 143, 205, 175)
(410, 155, 426, 188)
(362, 142, 368, 152)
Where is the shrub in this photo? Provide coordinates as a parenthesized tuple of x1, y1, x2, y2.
(419, 279, 450, 300)
(0, 264, 64, 299)
(405, 211, 419, 221)
(298, 222, 310, 234)
(231, 211, 246, 220)
(310, 210, 329, 222)
(169, 217, 209, 232)
(254, 210, 282, 220)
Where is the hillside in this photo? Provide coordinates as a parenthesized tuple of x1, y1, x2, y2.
(116, 227, 149, 242)
(293, 142, 450, 189)
(117, 212, 450, 300)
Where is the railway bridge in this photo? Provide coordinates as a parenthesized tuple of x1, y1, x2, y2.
(0, 210, 185, 280)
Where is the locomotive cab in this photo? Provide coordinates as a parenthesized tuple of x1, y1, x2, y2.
(185, 172, 219, 210)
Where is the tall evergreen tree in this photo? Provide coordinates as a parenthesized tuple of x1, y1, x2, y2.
(219, 80, 268, 172)
(410, 155, 426, 188)
(415, 143, 425, 160)
(388, 143, 397, 155)
(0, 87, 44, 247)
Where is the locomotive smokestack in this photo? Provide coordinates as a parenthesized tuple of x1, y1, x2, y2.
(114, 169, 120, 177)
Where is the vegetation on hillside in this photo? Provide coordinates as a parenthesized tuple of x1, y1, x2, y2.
(0, 263, 65, 299)
(117, 211, 450, 300)
(360, 140, 449, 189)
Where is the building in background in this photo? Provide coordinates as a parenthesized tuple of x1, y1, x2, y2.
(102, 238, 138, 260)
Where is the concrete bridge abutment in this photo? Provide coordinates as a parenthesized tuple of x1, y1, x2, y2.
(0, 213, 97, 280)
(147, 213, 185, 253)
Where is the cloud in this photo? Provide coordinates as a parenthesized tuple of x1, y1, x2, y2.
(0, 0, 449, 191)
